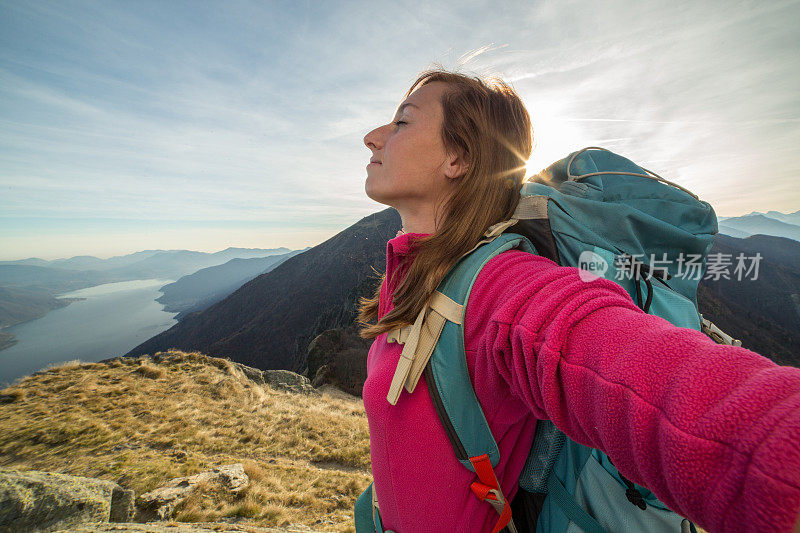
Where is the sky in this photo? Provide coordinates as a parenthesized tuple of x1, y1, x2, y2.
(1, 0, 799, 261)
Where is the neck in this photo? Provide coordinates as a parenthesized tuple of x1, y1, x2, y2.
(397, 207, 440, 235)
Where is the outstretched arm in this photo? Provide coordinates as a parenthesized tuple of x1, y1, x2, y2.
(469, 251, 800, 533)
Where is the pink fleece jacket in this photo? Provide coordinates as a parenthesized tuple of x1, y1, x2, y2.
(362, 231, 800, 533)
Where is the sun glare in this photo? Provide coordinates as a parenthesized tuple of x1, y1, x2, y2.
(524, 112, 583, 179)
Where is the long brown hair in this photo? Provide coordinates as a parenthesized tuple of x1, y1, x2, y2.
(357, 68, 533, 340)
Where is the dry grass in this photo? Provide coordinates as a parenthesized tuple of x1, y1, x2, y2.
(0, 349, 370, 532)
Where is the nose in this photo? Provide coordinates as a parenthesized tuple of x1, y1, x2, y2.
(363, 124, 386, 153)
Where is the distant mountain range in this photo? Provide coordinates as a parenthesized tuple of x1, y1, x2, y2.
(717, 209, 800, 242)
(156, 250, 308, 320)
(125, 207, 800, 376)
(0, 246, 308, 352)
(0, 246, 295, 286)
(125, 209, 399, 371)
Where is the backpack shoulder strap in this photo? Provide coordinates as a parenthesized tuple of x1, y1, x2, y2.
(381, 229, 536, 533)
(424, 231, 537, 533)
(425, 230, 537, 470)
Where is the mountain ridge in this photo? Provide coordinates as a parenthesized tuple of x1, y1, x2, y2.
(717, 211, 800, 242)
(156, 250, 309, 320)
(0, 247, 307, 354)
(125, 208, 800, 375)
(124, 209, 399, 371)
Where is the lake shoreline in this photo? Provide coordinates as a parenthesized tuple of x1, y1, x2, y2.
(0, 331, 18, 352)
(0, 297, 87, 353)
(0, 279, 177, 387)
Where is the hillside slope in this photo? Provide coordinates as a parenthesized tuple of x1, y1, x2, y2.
(697, 233, 800, 366)
(0, 350, 370, 532)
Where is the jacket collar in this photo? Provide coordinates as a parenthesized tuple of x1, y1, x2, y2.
(386, 231, 430, 258)
(386, 231, 431, 273)
(381, 231, 431, 316)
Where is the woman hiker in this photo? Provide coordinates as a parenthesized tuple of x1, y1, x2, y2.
(356, 68, 800, 532)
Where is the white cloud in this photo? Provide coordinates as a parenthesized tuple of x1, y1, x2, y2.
(1, 0, 798, 260)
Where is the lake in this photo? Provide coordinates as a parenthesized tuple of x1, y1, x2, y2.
(0, 278, 178, 388)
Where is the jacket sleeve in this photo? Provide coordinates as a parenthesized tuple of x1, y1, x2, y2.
(469, 250, 800, 533)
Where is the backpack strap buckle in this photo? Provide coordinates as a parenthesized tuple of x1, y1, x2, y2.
(458, 218, 521, 260)
(699, 315, 743, 347)
(469, 454, 517, 533)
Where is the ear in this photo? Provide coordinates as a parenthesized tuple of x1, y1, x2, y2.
(444, 149, 470, 180)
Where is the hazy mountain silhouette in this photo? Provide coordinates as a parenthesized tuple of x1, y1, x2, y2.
(742, 209, 800, 226)
(0, 250, 161, 270)
(716, 213, 800, 242)
(0, 265, 121, 294)
(156, 248, 310, 320)
(717, 225, 751, 239)
(97, 247, 294, 280)
(124, 208, 400, 371)
(0, 247, 291, 282)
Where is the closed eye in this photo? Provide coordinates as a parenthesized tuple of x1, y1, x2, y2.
(393, 120, 407, 127)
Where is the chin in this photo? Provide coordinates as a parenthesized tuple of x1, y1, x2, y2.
(364, 181, 383, 204)
(364, 176, 381, 199)
(364, 185, 394, 208)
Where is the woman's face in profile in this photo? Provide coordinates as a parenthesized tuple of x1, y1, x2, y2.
(363, 81, 460, 214)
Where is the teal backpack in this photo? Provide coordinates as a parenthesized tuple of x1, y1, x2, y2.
(355, 147, 742, 533)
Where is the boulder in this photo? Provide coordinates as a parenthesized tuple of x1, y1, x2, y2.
(230, 361, 267, 384)
(306, 324, 369, 396)
(261, 370, 317, 395)
(135, 464, 248, 522)
(0, 468, 134, 532)
(228, 361, 316, 395)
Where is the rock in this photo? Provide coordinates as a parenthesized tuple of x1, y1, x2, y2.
(310, 365, 330, 388)
(306, 324, 369, 396)
(227, 361, 316, 395)
(135, 464, 248, 522)
(230, 361, 266, 384)
(0, 468, 135, 531)
(261, 370, 317, 395)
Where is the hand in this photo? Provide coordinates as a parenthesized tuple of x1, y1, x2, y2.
(794, 511, 800, 533)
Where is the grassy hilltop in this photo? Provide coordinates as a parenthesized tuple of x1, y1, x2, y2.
(0, 350, 371, 532)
